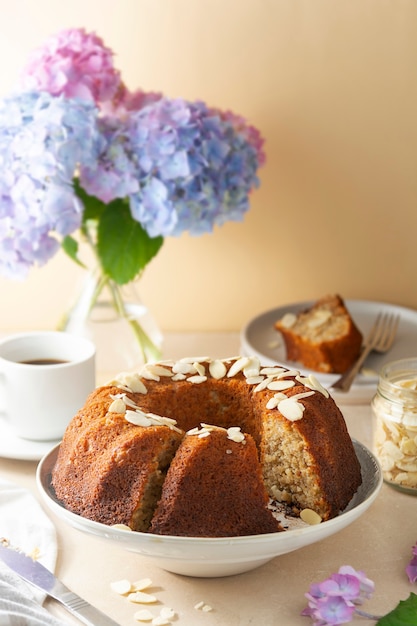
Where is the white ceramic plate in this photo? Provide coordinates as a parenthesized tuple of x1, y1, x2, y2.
(37, 440, 381, 578)
(241, 300, 417, 404)
(0, 415, 60, 461)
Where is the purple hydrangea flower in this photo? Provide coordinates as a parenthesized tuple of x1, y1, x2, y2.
(302, 566, 375, 626)
(0, 91, 99, 278)
(19, 28, 121, 105)
(406, 542, 417, 583)
(79, 115, 140, 203)
(337, 566, 374, 603)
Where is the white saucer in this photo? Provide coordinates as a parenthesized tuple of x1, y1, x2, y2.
(0, 415, 61, 461)
(241, 299, 417, 404)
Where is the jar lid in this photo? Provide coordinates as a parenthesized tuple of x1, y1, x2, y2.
(378, 357, 417, 405)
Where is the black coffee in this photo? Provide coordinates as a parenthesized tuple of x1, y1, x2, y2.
(20, 359, 69, 366)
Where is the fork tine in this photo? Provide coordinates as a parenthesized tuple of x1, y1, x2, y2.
(368, 312, 383, 342)
(380, 313, 400, 350)
(331, 310, 400, 392)
(376, 312, 391, 345)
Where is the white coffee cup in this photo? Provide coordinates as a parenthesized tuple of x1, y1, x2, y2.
(0, 331, 96, 441)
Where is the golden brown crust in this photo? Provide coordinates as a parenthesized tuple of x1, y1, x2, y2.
(275, 294, 363, 373)
(52, 387, 183, 530)
(150, 429, 281, 537)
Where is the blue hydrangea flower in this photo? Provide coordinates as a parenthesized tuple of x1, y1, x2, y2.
(125, 98, 260, 238)
(0, 91, 99, 278)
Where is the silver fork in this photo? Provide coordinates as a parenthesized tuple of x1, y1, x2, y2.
(331, 312, 400, 392)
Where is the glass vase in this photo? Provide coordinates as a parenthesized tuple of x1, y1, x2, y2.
(58, 267, 163, 378)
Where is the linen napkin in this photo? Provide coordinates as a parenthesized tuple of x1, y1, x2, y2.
(0, 478, 68, 626)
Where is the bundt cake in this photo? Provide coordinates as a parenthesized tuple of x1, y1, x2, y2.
(51, 356, 362, 537)
(275, 294, 363, 374)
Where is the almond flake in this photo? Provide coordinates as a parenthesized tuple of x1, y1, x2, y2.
(108, 398, 127, 414)
(253, 376, 274, 393)
(292, 391, 315, 401)
(260, 367, 286, 376)
(209, 359, 227, 379)
(278, 398, 305, 421)
(186, 427, 201, 436)
(140, 368, 161, 382)
(160, 607, 175, 619)
(111, 393, 141, 409)
(187, 375, 207, 384)
(111, 524, 132, 531)
(266, 392, 287, 410)
(243, 356, 260, 377)
(125, 410, 152, 427)
(275, 369, 300, 379)
(172, 362, 197, 375)
(134, 609, 154, 622)
(245, 375, 264, 385)
(132, 578, 153, 591)
(296, 374, 329, 398)
(267, 380, 295, 391)
(110, 579, 132, 595)
(171, 373, 186, 381)
(128, 377, 148, 394)
(227, 427, 245, 443)
(227, 356, 250, 377)
(113, 373, 148, 394)
(193, 362, 206, 376)
(152, 617, 169, 625)
(300, 509, 322, 525)
(128, 591, 157, 604)
(146, 364, 174, 378)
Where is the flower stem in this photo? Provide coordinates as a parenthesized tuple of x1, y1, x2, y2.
(108, 278, 162, 363)
(58, 265, 162, 366)
(354, 608, 382, 621)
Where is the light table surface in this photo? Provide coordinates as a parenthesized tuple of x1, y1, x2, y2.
(0, 332, 416, 626)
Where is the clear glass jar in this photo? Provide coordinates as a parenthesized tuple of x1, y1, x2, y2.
(372, 358, 417, 494)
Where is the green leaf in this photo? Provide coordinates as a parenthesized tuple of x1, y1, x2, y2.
(73, 178, 107, 227)
(61, 235, 86, 268)
(97, 200, 163, 284)
(376, 593, 417, 626)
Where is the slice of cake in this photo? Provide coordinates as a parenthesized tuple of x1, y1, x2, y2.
(149, 425, 282, 537)
(275, 294, 362, 374)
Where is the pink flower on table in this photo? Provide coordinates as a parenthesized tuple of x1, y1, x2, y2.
(19, 28, 121, 105)
(302, 566, 375, 625)
(406, 542, 417, 583)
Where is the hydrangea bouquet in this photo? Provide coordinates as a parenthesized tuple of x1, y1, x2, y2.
(0, 28, 264, 364)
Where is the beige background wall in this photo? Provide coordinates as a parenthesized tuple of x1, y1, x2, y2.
(0, 1, 416, 332)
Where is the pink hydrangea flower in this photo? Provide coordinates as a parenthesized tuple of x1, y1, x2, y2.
(302, 566, 376, 625)
(19, 28, 121, 104)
